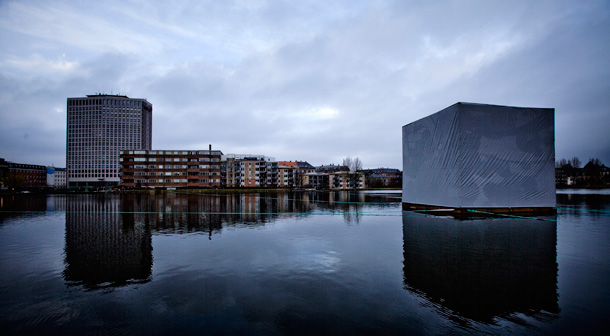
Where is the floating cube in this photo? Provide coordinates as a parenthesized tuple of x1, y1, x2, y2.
(402, 102, 555, 215)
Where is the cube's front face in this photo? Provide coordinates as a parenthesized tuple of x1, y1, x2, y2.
(403, 103, 555, 210)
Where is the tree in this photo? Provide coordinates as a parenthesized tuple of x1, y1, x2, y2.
(588, 158, 603, 167)
(342, 156, 363, 172)
(342, 157, 352, 171)
(4, 172, 26, 190)
(352, 157, 362, 171)
(569, 157, 582, 169)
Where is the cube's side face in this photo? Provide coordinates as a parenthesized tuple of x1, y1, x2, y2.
(402, 105, 461, 207)
(457, 105, 555, 208)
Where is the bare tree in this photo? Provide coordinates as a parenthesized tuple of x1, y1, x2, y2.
(342, 157, 353, 171)
(569, 157, 582, 169)
(342, 156, 363, 171)
(353, 157, 362, 171)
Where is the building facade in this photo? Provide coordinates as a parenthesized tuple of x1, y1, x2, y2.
(277, 161, 298, 188)
(301, 172, 330, 189)
(294, 161, 315, 187)
(362, 168, 402, 188)
(330, 171, 366, 190)
(120, 148, 223, 189)
(5, 162, 47, 190)
(301, 171, 366, 190)
(221, 154, 277, 188)
(66, 94, 153, 189)
(47, 167, 67, 188)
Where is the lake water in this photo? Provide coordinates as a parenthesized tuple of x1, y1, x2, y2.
(0, 191, 609, 335)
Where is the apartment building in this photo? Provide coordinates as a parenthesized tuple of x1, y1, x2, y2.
(331, 171, 366, 190)
(294, 161, 315, 187)
(301, 171, 366, 190)
(47, 167, 67, 188)
(221, 154, 276, 188)
(66, 94, 152, 189)
(277, 161, 297, 188)
(2, 161, 47, 190)
(120, 147, 222, 188)
(301, 172, 330, 189)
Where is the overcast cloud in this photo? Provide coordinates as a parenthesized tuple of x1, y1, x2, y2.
(1, 0, 609, 169)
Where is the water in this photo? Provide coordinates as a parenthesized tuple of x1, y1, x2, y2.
(0, 191, 609, 335)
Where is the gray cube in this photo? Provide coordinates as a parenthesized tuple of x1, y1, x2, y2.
(402, 102, 555, 213)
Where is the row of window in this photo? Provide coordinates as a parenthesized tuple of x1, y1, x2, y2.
(128, 164, 220, 169)
(131, 179, 220, 184)
(68, 99, 144, 107)
(132, 171, 220, 176)
(125, 157, 219, 162)
(122, 150, 222, 155)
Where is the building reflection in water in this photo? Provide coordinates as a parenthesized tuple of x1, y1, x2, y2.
(63, 195, 153, 289)
(0, 194, 66, 223)
(402, 212, 559, 327)
(118, 191, 368, 235)
(61, 191, 381, 290)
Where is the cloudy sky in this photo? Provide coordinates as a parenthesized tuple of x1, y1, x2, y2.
(1, 0, 609, 169)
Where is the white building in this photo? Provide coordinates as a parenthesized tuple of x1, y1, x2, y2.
(66, 94, 152, 189)
(46, 167, 66, 188)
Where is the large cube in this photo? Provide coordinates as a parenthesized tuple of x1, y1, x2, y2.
(402, 102, 555, 213)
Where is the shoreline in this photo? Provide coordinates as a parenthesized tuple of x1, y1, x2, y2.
(0, 188, 402, 196)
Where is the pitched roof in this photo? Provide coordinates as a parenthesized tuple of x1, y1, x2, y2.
(295, 161, 315, 169)
(278, 161, 298, 168)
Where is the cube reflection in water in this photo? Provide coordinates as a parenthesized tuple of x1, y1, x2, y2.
(402, 213, 559, 325)
(63, 195, 152, 289)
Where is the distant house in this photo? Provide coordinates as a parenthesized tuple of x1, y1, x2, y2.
(316, 164, 349, 173)
(362, 168, 402, 188)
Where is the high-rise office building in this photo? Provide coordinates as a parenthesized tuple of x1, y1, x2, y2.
(66, 94, 152, 189)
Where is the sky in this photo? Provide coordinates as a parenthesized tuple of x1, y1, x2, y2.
(0, 0, 609, 169)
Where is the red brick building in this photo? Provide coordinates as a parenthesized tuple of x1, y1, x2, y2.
(120, 147, 223, 189)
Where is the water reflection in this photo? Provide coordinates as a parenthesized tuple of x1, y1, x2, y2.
(402, 213, 559, 328)
(0, 194, 66, 223)
(60, 191, 381, 290)
(63, 195, 153, 289)
(557, 193, 610, 217)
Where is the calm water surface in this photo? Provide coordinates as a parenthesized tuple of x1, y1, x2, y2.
(0, 191, 609, 335)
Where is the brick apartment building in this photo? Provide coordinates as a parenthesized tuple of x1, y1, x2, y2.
(0, 158, 47, 190)
(221, 154, 278, 188)
(120, 147, 223, 189)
